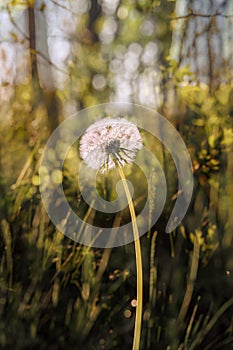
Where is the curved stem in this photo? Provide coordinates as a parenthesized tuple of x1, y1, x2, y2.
(117, 164, 143, 350)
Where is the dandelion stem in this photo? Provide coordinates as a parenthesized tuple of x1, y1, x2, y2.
(117, 164, 143, 350)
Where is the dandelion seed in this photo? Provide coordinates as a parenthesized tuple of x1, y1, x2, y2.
(79, 117, 142, 172)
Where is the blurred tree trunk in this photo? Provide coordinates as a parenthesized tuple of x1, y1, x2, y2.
(28, 5, 37, 80)
(27, 1, 59, 133)
(88, 0, 101, 43)
(171, 0, 229, 92)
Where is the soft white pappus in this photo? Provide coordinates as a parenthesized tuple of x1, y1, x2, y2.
(79, 117, 142, 173)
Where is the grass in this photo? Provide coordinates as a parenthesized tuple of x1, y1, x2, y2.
(0, 91, 233, 349)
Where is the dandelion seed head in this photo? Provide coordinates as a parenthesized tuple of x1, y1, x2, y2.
(79, 117, 142, 173)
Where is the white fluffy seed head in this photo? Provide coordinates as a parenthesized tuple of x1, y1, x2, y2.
(79, 117, 142, 173)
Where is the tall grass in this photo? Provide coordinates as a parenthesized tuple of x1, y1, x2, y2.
(1, 88, 233, 349)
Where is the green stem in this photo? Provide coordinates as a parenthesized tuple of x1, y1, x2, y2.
(117, 164, 143, 350)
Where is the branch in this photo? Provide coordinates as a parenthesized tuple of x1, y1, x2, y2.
(7, 5, 29, 41)
(170, 10, 233, 21)
(33, 49, 69, 75)
(6, 5, 69, 76)
(50, 0, 79, 15)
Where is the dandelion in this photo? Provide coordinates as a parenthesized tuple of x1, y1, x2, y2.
(79, 117, 142, 173)
(79, 117, 144, 350)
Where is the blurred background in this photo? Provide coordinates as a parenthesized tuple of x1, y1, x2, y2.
(0, 0, 233, 349)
